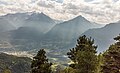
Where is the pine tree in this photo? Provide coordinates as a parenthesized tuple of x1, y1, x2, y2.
(3, 69, 11, 73)
(60, 67, 77, 73)
(67, 35, 98, 73)
(101, 34, 120, 73)
(97, 53, 104, 73)
(31, 49, 52, 73)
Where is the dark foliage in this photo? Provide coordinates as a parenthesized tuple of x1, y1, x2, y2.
(67, 35, 98, 73)
(31, 49, 52, 73)
(101, 34, 120, 73)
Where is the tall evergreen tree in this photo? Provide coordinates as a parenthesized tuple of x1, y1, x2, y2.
(60, 67, 77, 73)
(101, 34, 120, 73)
(97, 53, 104, 73)
(67, 35, 98, 73)
(31, 49, 52, 73)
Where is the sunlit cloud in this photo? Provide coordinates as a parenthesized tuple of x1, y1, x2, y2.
(0, 0, 120, 24)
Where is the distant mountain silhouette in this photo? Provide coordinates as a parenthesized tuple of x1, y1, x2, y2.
(82, 21, 120, 52)
(23, 12, 55, 33)
(0, 18, 15, 32)
(0, 12, 30, 28)
(0, 12, 56, 40)
(0, 12, 55, 33)
(45, 16, 103, 41)
(11, 27, 44, 40)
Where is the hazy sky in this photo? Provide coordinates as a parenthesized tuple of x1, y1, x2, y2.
(0, 0, 120, 24)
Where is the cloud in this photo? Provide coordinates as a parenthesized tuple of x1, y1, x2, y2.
(37, 0, 55, 8)
(0, 0, 120, 24)
(87, 0, 120, 23)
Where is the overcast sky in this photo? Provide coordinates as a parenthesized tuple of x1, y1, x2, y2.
(0, 0, 120, 24)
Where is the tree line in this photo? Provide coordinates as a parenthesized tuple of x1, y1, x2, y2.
(31, 34, 120, 73)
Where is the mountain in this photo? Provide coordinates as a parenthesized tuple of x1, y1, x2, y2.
(0, 18, 16, 40)
(11, 27, 44, 40)
(0, 53, 31, 73)
(0, 18, 15, 33)
(0, 12, 106, 64)
(0, 12, 56, 40)
(0, 13, 30, 28)
(45, 16, 103, 41)
(22, 12, 55, 33)
(0, 12, 55, 33)
(82, 21, 120, 52)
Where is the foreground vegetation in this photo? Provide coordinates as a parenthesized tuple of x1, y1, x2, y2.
(31, 34, 120, 73)
(0, 53, 31, 73)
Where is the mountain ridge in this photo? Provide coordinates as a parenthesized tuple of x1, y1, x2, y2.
(82, 21, 120, 52)
(45, 15, 104, 41)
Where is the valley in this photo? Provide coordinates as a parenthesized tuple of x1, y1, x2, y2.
(0, 12, 119, 66)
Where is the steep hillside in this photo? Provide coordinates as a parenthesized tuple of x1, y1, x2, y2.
(45, 16, 103, 41)
(0, 18, 15, 32)
(11, 27, 44, 40)
(0, 12, 55, 33)
(23, 12, 55, 33)
(82, 22, 120, 52)
(0, 53, 31, 73)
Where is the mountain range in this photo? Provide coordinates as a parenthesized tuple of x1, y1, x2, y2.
(0, 12, 56, 40)
(0, 12, 55, 33)
(45, 16, 103, 41)
(1, 12, 119, 64)
(0, 12, 103, 41)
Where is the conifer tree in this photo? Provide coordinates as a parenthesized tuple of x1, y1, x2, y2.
(97, 53, 104, 73)
(3, 69, 11, 73)
(31, 49, 52, 73)
(67, 35, 98, 73)
(101, 34, 120, 73)
(60, 67, 77, 73)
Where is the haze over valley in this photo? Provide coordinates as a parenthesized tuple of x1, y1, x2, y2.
(0, 0, 120, 72)
(0, 11, 119, 64)
(0, 12, 105, 63)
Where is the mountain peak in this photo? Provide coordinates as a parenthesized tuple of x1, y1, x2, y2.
(40, 12, 45, 15)
(30, 12, 47, 17)
(73, 15, 89, 22)
(26, 12, 54, 23)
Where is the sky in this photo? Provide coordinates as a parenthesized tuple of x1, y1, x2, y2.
(0, 0, 120, 24)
